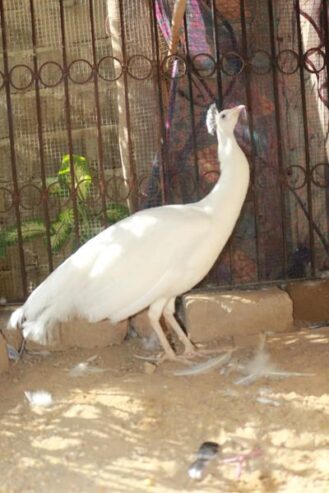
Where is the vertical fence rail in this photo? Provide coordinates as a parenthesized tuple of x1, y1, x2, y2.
(58, 0, 81, 246)
(267, 0, 289, 276)
(29, 0, 54, 274)
(118, 0, 138, 211)
(294, 0, 316, 275)
(149, 0, 169, 205)
(183, 12, 200, 199)
(239, 0, 260, 281)
(0, 0, 28, 297)
(88, 0, 108, 227)
(209, 0, 223, 109)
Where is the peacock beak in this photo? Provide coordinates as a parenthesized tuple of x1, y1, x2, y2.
(235, 104, 247, 121)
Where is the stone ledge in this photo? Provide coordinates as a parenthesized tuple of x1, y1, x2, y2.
(0, 332, 9, 373)
(182, 287, 294, 343)
(284, 279, 329, 323)
(0, 307, 128, 351)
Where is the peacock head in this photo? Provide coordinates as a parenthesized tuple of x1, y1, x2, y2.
(207, 104, 246, 137)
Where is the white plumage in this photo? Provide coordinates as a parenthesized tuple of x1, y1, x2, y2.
(8, 104, 250, 361)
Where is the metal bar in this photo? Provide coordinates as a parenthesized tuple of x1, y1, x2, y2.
(267, 0, 289, 277)
(239, 0, 261, 281)
(58, 0, 80, 245)
(209, 0, 224, 108)
(88, 0, 108, 226)
(149, 0, 169, 205)
(29, 0, 53, 273)
(183, 10, 200, 200)
(0, 0, 28, 297)
(210, 0, 233, 285)
(118, 0, 138, 211)
(294, 0, 316, 275)
(321, 0, 329, 227)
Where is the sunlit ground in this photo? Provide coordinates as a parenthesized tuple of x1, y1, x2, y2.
(0, 329, 328, 493)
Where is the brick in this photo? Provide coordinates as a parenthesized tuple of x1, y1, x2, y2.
(285, 279, 329, 323)
(0, 307, 24, 351)
(2, 307, 128, 351)
(182, 287, 294, 343)
(131, 309, 153, 338)
(59, 318, 128, 349)
(0, 332, 9, 373)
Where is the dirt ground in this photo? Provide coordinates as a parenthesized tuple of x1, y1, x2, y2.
(0, 328, 328, 493)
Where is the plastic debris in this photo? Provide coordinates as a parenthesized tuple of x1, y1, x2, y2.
(188, 459, 207, 480)
(188, 442, 220, 481)
(24, 390, 53, 408)
(220, 446, 263, 479)
(188, 439, 263, 482)
(7, 344, 20, 361)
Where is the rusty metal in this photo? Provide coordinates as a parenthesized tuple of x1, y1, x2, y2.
(149, 0, 169, 205)
(117, 0, 138, 211)
(0, 0, 28, 297)
(267, 0, 289, 277)
(239, 0, 260, 282)
(183, 11, 200, 199)
(87, 0, 108, 227)
(294, 0, 316, 275)
(58, 0, 80, 245)
(209, 0, 223, 109)
(29, 0, 53, 274)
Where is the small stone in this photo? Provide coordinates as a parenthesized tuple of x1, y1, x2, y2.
(143, 362, 156, 374)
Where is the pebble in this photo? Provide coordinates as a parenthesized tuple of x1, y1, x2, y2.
(144, 362, 156, 374)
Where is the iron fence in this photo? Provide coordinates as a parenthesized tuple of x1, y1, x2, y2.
(0, 0, 328, 301)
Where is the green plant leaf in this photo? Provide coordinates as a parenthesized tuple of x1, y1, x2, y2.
(50, 208, 74, 253)
(79, 218, 102, 244)
(105, 203, 129, 224)
(46, 175, 70, 198)
(0, 220, 46, 258)
(58, 154, 92, 201)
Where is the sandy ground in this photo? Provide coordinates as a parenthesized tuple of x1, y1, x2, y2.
(0, 328, 328, 493)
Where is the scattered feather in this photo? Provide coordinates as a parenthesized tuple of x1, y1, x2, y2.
(235, 336, 315, 385)
(27, 350, 51, 357)
(256, 396, 280, 407)
(68, 355, 106, 377)
(140, 333, 161, 351)
(25, 390, 53, 408)
(173, 351, 233, 376)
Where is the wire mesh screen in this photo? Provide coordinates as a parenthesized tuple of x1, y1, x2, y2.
(0, 0, 328, 302)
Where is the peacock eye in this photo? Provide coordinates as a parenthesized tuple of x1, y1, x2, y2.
(221, 114, 226, 119)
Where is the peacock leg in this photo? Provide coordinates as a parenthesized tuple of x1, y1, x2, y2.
(163, 298, 197, 356)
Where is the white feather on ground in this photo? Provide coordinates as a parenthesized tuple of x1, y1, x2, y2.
(67, 355, 108, 377)
(172, 351, 233, 376)
(235, 336, 315, 385)
(24, 390, 53, 408)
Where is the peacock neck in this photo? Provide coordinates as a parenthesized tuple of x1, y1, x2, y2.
(198, 131, 250, 216)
